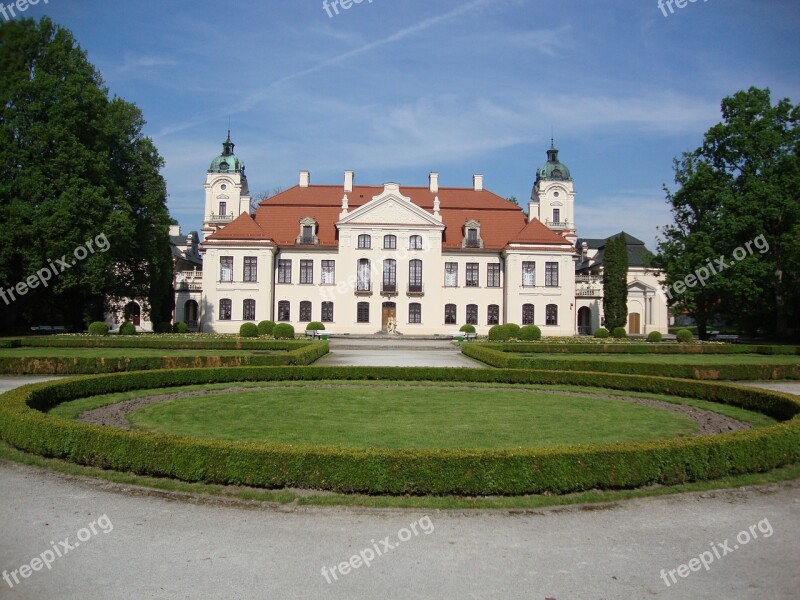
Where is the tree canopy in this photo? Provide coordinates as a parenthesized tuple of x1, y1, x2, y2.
(602, 233, 629, 331)
(655, 87, 800, 340)
(0, 18, 173, 332)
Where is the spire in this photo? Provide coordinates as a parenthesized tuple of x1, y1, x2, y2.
(222, 130, 234, 157)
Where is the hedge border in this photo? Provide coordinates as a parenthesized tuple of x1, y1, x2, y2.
(14, 336, 312, 351)
(0, 342, 328, 374)
(0, 366, 798, 496)
(463, 345, 800, 380)
(479, 342, 800, 355)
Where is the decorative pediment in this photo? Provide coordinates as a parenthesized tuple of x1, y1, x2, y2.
(338, 184, 443, 228)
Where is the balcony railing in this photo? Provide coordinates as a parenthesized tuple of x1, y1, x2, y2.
(407, 284, 424, 296)
(381, 283, 398, 296)
(576, 274, 602, 284)
(575, 288, 601, 297)
(206, 213, 234, 224)
(175, 271, 202, 291)
(355, 283, 372, 296)
(546, 220, 571, 229)
(577, 326, 593, 335)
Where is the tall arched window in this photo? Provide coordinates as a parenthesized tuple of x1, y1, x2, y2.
(357, 259, 371, 292)
(357, 302, 370, 323)
(408, 259, 422, 293)
(546, 304, 558, 326)
(466, 304, 478, 325)
(278, 301, 290, 322)
(321, 301, 334, 323)
(299, 301, 312, 322)
(409, 302, 422, 324)
(487, 304, 500, 325)
(383, 259, 396, 293)
(444, 304, 457, 325)
(522, 303, 534, 325)
(243, 299, 256, 321)
(219, 299, 232, 320)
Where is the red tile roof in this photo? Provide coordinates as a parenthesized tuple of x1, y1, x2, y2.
(210, 184, 575, 251)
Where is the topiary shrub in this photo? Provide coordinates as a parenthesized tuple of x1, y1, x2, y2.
(87, 322, 108, 336)
(488, 325, 510, 341)
(239, 322, 259, 338)
(647, 331, 663, 343)
(676, 329, 694, 343)
(306, 322, 325, 331)
(505, 323, 521, 339)
(612, 327, 628, 339)
(272, 323, 295, 339)
(459, 324, 476, 334)
(118, 322, 137, 335)
(173, 322, 189, 334)
(519, 325, 542, 341)
(594, 327, 610, 339)
(257, 320, 275, 336)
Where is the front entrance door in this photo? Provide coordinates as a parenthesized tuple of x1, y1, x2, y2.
(381, 302, 396, 331)
(628, 312, 641, 335)
(124, 301, 141, 326)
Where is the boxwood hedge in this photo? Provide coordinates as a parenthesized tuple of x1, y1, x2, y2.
(478, 342, 800, 355)
(0, 366, 798, 496)
(17, 337, 312, 350)
(462, 344, 800, 381)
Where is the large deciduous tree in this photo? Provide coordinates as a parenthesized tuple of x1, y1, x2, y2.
(602, 233, 629, 331)
(656, 87, 800, 340)
(0, 18, 173, 332)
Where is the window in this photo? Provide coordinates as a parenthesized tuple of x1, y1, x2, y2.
(358, 234, 371, 249)
(466, 228, 479, 248)
(219, 256, 233, 282)
(321, 260, 335, 285)
(522, 303, 534, 325)
(466, 263, 479, 287)
(409, 235, 423, 250)
(301, 225, 314, 244)
(487, 304, 500, 325)
(300, 260, 313, 284)
(522, 261, 536, 287)
(357, 259, 371, 291)
(552, 208, 560, 224)
(278, 259, 292, 284)
(409, 303, 421, 324)
(487, 263, 500, 287)
(383, 259, 396, 292)
(219, 298, 232, 320)
(278, 301, 290, 322)
(243, 257, 257, 282)
(546, 304, 558, 326)
(299, 301, 312, 322)
(409, 259, 422, 293)
(218, 201, 227, 216)
(445, 262, 458, 287)
(466, 304, 478, 325)
(243, 299, 256, 321)
(384, 235, 397, 249)
(545, 262, 559, 287)
(444, 304, 457, 325)
(357, 302, 370, 323)
(321, 301, 334, 323)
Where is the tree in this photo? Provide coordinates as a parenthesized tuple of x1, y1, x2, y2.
(655, 88, 800, 340)
(506, 196, 519, 206)
(602, 234, 628, 331)
(0, 18, 173, 332)
(250, 187, 283, 213)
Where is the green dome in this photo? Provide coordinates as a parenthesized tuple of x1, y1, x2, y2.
(536, 142, 571, 181)
(209, 132, 245, 174)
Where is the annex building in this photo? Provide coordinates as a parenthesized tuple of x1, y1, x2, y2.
(169, 134, 669, 336)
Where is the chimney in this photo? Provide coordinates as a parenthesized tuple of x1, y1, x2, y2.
(473, 174, 484, 192)
(344, 170, 354, 193)
(429, 172, 439, 193)
(299, 170, 310, 188)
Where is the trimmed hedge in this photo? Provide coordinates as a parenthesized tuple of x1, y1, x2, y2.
(273, 323, 295, 339)
(462, 344, 800, 381)
(594, 328, 609, 339)
(118, 322, 137, 336)
(257, 320, 275, 336)
(306, 322, 325, 331)
(0, 366, 798, 496)
(0, 342, 329, 374)
(88, 322, 109, 336)
(173, 322, 189, 334)
(612, 327, 627, 339)
(478, 342, 800, 355)
(239, 323, 259, 338)
(677, 329, 694, 343)
(647, 331, 663, 343)
(459, 324, 476, 334)
(0, 339, 22, 348)
(518, 325, 542, 341)
(17, 337, 311, 350)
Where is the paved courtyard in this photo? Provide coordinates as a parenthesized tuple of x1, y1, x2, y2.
(1, 350, 799, 599)
(315, 337, 485, 368)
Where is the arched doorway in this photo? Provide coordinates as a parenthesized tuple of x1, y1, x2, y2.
(381, 302, 396, 332)
(577, 307, 592, 335)
(628, 312, 641, 335)
(184, 300, 199, 328)
(124, 301, 141, 326)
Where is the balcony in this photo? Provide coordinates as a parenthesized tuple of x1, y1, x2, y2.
(381, 283, 398, 296)
(407, 284, 424, 297)
(175, 271, 202, 291)
(546, 220, 572, 229)
(206, 213, 234, 224)
(355, 283, 372, 296)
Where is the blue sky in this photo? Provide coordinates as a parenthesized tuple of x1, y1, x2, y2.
(29, 0, 800, 249)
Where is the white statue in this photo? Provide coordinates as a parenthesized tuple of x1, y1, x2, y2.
(387, 317, 397, 334)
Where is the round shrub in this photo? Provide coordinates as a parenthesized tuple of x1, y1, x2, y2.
(459, 324, 476, 334)
(612, 327, 628, 339)
(257, 320, 275, 336)
(488, 325, 510, 341)
(519, 325, 542, 341)
(505, 323, 521, 339)
(594, 327, 609, 339)
(306, 322, 325, 332)
(118, 322, 137, 335)
(647, 331, 663, 343)
(676, 329, 694, 343)
(87, 321, 109, 336)
(272, 323, 295, 339)
(239, 322, 259, 338)
(173, 322, 189, 334)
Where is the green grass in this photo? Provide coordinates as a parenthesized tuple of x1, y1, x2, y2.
(509, 353, 800, 365)
(2, 439, 798, 510)
(125, 385, 700, 448)
(0, 348, 281, 358)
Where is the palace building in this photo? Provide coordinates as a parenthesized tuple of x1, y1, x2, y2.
(168, 134, 669, 336)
